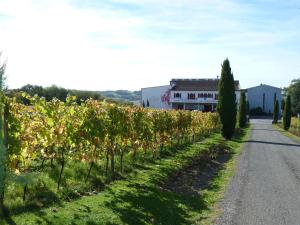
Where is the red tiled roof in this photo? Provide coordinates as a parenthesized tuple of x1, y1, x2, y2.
(170, 79, 240, 91)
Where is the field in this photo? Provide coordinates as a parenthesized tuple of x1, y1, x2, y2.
(0, 93, 242, 222)
(1, 126, 249, 225)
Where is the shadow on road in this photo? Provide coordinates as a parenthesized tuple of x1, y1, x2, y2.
(246, 140, 300, 148)
(250, 128, 277, 132)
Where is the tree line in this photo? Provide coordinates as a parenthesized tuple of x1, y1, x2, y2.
(7, 84, 104, 103)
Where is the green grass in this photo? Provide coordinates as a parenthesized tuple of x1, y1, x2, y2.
(273, 123, 300, 143)
(1, 128, 250, 225)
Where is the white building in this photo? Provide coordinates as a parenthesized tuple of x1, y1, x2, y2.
(247, 84, 282, 114)
(141, 85, 172, 109)
(141, 78, 240, 111)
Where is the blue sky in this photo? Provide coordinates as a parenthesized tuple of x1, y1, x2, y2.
(0, 0, 299, 91)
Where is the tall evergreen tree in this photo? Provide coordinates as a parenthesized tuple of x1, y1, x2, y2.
(283, 95, 292, 130)
(238, 91, 247, 128)
(246, 100, 250, 122)
(273, 100, 279, 124)
(217, 59, 237, 139)
(281, 98, 285, 112)
(142, 101, 145, 108)
(246, 101, 250, 115)
(146, 99, 150, 107)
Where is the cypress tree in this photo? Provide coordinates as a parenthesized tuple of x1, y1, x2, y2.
(217, 59, 237, 139)
(273, 100, 279, 124)
(283, 95, 292, 130)
(142, 101, 145, 108)
(238, 91, 247, 128)
(246, 100, 250, 122)
(246, 101, 250, 115)
(146, 99, 150, 107)
(281, 99, 285, 112)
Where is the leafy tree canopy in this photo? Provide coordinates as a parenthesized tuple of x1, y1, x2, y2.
(286, 79, 300, 114)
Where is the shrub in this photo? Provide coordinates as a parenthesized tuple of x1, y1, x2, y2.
(273, 100, 279, 124)
(238, 91, 247, 128)
(283, 95, 292, 130)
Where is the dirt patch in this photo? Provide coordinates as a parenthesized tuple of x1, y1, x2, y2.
(163, 145, 233, 196)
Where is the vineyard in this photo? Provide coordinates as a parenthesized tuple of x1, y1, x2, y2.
(288, 117, 300, 136)
(1, 94, 220, 211)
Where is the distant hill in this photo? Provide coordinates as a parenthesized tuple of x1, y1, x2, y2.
(100, 90, 141, 102)
(8, 85, 141, 105)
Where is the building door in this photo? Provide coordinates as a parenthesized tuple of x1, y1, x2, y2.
(204, 105, 212, 112)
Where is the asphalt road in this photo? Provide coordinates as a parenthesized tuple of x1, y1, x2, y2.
(215, 119, 300, 225)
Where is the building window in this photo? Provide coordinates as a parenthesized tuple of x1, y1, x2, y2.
(204, 93, 208, 98)
(215, 94, 218, 100)
(208, 93, 213, 98)
(174, 93, 181, 98)
(188, 93, 196, 99)
(198, 93, 204, 98)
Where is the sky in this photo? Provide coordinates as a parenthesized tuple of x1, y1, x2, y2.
(0, 0, 299, 91)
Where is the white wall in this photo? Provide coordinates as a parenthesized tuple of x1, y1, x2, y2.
(141, 85, 172, 109)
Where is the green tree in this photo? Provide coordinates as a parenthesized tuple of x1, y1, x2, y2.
(246, 101, 250, 115)
(287, 79, 300, 114)
(238, 91, 247, 128)
(0, 53, 6, 215)
(281, 98, 285, 112)
(142, 101, 145, 108)
(146, 99, 150, 107)
(273, 100, 279, 124)
(217, 59, 237, 139)
(283, 95, 292, 130)
(15, 84, 104, 103)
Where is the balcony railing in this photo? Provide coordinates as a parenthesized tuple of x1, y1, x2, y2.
(170, 98, 218, 103)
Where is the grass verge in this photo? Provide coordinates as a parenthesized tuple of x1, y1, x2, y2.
(273, 124, 300, 143)
(1, 127, 250, 225)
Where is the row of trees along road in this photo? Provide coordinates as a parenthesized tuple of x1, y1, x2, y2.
(272, 92, 292, 131)
(280, 79, 300, 131)
(273, 94, 292, 131)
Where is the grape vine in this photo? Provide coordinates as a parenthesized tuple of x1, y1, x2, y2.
(5, 94, 220, 194)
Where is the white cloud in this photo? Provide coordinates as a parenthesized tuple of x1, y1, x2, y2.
(0, 0, 299, 90)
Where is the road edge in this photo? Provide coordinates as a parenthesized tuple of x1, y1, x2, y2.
(273, 124, 300, 143)
(199, 125, 252, 225)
